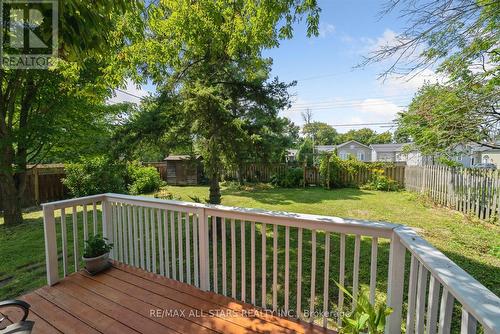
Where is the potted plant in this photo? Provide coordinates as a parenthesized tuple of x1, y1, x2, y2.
(83, 234, 113, 275)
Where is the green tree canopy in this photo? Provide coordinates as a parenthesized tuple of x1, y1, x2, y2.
(303, 121, 340, 145)
(0, 1, 142, 224)
(124, 0, 320, 203)
(339, 128, 392, 145)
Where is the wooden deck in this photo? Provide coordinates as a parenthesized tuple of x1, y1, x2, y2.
(8, 262, 335, 334)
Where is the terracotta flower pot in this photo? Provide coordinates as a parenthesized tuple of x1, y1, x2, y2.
(83, 252, 110, 274)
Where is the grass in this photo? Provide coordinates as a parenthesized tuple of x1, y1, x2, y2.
(1, 185, 499, 331)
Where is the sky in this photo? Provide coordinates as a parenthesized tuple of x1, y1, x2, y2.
(109, 0, 441, 134)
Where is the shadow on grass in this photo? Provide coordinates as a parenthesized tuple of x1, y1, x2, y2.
(221, 187, 374, 206)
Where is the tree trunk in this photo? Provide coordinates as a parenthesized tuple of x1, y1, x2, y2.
(208, 171, 221, 205)
(0, 173, 24, 225)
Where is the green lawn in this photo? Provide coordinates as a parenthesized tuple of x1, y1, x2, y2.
(1, 186, 499, 330)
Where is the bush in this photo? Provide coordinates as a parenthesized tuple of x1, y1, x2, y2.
(362, 168, 399, 191)
(63, 156, 127, 197)
(127, 162, 163, 195)
(319, 153, 365, 189)
(270, 167, 303, 188)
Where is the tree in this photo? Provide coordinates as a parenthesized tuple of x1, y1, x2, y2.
(339, 128, 392, 145)
(127, 0, 320, 204)
(363, 0, 499, 151)
(396, 83, 493, 155)
(0, 1, 141, 225)
(302, 122, 340, 145)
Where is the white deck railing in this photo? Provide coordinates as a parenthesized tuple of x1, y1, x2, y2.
(42, 193, 500, 334)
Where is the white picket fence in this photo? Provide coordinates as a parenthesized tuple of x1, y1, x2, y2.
(405, 165, 500, 220)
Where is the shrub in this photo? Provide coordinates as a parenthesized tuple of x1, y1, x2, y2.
(63, 156, 127, 197)
(127, 162, 163, 195)
(362, 168, 399, 191)
(270, 167, 303, 188)
(83, 234, 113, 258)
(319, 153, 365, 189)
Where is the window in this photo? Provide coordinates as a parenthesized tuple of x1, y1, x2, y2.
(339, 151, 347, 160)
(357, 151, 365, 161)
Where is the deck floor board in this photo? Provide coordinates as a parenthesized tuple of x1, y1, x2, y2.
(16, 262, 336, 334)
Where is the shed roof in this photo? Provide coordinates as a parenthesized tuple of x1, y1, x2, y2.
(164, 155, 201, 161)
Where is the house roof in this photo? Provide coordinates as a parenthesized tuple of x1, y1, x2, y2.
(164, 155, 201, 161)
(370, 143, 407, 152)
(336, 140, 371, 150)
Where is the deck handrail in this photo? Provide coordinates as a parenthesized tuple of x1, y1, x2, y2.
(41, 193, 500, 334)
(395, 226, 500, 333)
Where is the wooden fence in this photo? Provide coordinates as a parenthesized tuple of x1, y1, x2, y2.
(405, 165, 500, 220)
(224, 162, 406, 187)
(0, 164, 69, 210)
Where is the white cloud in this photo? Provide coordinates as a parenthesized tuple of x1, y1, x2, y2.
(107, 79, 150, 104)
(319, 23, 336, 38)
(359, 98, 403, 118)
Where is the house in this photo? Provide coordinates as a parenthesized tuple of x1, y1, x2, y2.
(164, 155, 203, 185)
(315, 141, 372, 162)
(370, 143, 426, 165)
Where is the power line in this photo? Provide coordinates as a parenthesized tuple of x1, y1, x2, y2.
(328, 122, 396, 127)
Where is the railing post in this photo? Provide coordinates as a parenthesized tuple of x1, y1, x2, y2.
(198, 207, 210, 291)
(386, 230, 406, 334)
(102, 199, 113, 258)
(43, 204, 59, 286)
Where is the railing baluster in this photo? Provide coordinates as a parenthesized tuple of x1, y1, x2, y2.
(222, 218, 227, 295)
(261, 223, 267, 308)
(83, 204, 88, 242)
(369, 236, 378, 305)
(272, 224, 278, 311)
(322, 232, 330, 328)
(178, 211, 183, 282)
(117, 203, 123, 262)
(427, 276, 440, 334)
(231, 218, 236, 298)
(241, 220, 246, 302)
(133, 206, 139, 267)
(407, 255, 419, 334)
(92, 202, 97, 236)
(164, 210, 170, 278)
(170, 210, 176, 280)
(352, 234, 361, 309)
(438, 288, 454, 334)
(416, 263, 429, 334)
(72, 206, 78, 271)
(193, 215, 199, 287)
(157, 209, 164, 276)
(250, 221, 256, 305)
(338, 233, 346, 326)
(128, 205, 133, 264)
(139, 207, 145, 269)
(151, 209, 157, 273)
(284, 225, 290, 312)
(145, 207, 151, 271)
(61, 208, 68, 277)
(122, 204, 128, 264)
(113, 203, 119, 260)
(310, 229, 317, 324)
(185, 212, 191, 284)
(296, 228, 303, 319)
(212, 216, 218, 293)
(460, 310, 477, 334)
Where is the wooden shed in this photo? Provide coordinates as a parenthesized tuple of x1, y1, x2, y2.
(164, 155, 203, 185)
